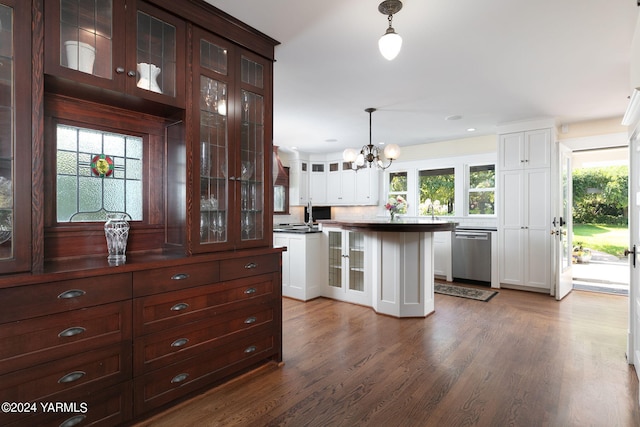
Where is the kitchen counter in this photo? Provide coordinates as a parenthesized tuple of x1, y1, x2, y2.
(335, 219, 457, 233)
(325, 219, 457, 318)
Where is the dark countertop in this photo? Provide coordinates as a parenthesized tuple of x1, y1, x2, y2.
(334, 219, 458, 233)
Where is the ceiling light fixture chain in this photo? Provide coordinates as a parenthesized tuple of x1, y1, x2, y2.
(343, 108, 400, 171)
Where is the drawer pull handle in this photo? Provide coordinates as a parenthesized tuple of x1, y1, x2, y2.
(58, 289, 86, 299)
(59, 415, 86, 427)
(58, 327, 86, 338)
(170, 302, 189, 311)
(171, 338, 189, 348)
(58, 371, 86, 384)
(244, 316, 257, 324)
(244, 262, 258, 269)
(171, 273, 190, 280)
(244, 345, 257, 354)
(244, 287, 257, 295)
(171, 373, 189, 384)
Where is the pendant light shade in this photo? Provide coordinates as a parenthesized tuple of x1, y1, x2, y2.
(378, 29, 402, 61)
(377, 0, 403, 61)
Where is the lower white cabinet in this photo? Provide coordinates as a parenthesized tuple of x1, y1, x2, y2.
(274, 232, 326, 301)
(433, 231, 452, 281)
(324, 227, 372, 306)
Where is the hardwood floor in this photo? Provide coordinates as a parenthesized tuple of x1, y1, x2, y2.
(136, 286, 640, 426)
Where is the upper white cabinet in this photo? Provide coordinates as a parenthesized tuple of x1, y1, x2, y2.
(290, 155, 379, 206)
(499, 129, 551, 171)
(289, 160, 309, 206)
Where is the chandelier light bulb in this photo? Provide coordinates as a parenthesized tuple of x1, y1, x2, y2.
(343, 148, 358, 163)
(383, 143, 401, 160)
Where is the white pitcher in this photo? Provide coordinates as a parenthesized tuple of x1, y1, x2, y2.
(137, 62, 162, 93)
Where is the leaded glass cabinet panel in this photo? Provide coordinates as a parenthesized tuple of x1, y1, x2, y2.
(0, 0, 30, 273)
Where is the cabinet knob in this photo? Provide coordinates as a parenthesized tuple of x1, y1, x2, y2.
(127, 70, 136, 77)
(58, 289, 86, 299)
(244, 345, 257, 354)
(115, 67, 125, 74)
(58, 326, 86, 338)
(244, 287, 257, 294)
(244, 262, 257, 269)
(58, 370, 86, 384)
(244, 316, 257, 324)
(59, 415, 87, 427)
(171, 373, 189, 384)
(171, 273, 190, 280)
(171, 338, 189, 348)
(170, 302, 190, 311)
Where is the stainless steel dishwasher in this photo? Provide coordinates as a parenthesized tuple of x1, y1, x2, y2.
(452, 228, 492, 283)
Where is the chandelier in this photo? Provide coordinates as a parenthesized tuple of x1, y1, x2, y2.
(343, 108, 400, 171)
(377, 0, 403, 61)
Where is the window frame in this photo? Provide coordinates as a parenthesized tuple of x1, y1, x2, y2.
(466, 163, 496, 216)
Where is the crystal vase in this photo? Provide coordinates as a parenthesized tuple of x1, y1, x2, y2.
(104, 213, 130, 264)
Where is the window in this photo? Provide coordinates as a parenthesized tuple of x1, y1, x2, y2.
(418, 168, 454, 216)
(56, 124, 143, 222)
(388, 172, 408, 214)
(468, 164, 495, 215)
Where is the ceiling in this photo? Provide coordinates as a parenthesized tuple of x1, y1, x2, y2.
(205, 0, 638, 155)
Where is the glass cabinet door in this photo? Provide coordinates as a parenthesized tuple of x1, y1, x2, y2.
(239, 55, 266, 243)
(195, 32, 231, 250)
(0, 0, 30, 273)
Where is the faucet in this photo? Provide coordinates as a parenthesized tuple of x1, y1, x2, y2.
(427, 203, 435, 220)
(306, 200, 313, 227)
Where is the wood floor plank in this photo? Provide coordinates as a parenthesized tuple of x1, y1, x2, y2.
(135, 287, 640, 427)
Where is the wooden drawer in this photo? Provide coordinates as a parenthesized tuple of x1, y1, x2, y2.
(0, 343, 131, 403)
(134, 302, 276, 373)
(134, 273, 276, 336)
(133, 261, 220, 297)
(219, 253, 280, 281)
(134, 329, 276, 415)
(0, 301, 132, 375)
(0, 273, 131, 324)
(1, 381, 133, 427)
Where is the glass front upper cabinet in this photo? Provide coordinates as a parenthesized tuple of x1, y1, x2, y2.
(46, 0, 185, 107)
(0, 0, 30, 273)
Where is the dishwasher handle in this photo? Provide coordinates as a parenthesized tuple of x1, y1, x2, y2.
(455, 231, 489, 240)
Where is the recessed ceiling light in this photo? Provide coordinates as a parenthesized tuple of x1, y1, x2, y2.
(445, 115, 462, 121)
(325, 138, 338, 143)
(467, 128, 476, 132)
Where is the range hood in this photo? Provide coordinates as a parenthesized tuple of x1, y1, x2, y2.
(273, 146, 288, 185)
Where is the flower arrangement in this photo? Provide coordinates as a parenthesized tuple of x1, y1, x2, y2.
(385, 196, 407, 220)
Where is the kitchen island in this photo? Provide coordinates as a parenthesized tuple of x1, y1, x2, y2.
(333, 219, 457, 318)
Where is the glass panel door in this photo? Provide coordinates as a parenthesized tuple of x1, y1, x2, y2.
(240, 55, 265, 242)
(198, 38, 228, 245)
(60, 0, 113, 78)
(0, 3, 14, 259)
(328, 231, 343, 289)
(348, 232, 364, 292)
(136, 10, 176, 96)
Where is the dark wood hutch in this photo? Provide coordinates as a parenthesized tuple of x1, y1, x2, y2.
(0, 0, 282, 424)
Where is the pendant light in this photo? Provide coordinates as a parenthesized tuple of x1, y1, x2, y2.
(378, 0, 403, 61)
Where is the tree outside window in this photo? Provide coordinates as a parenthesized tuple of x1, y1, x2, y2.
(388, 172, 408, 214)
(418, 168, 454, 216)
(468, 164, 495, 215)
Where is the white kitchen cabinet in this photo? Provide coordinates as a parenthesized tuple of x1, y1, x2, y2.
(309, 162, 327, 204)
(324, 228, 371, 306)
(327, 161, 356, 204)
(289, 160, 309, 206)
(433, 231, 452, 281)
(354, 167, 379, 205)
(499, 129, 551, 171)
(274, 232, 326, 300)
(498, 128, 553, 291)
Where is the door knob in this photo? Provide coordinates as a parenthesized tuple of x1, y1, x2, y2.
(625, 245, 636, 268)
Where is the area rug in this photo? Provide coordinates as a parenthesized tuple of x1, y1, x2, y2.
(434, 282, 498, 302)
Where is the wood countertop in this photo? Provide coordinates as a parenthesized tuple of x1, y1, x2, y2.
(331, 219, 458, 233)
